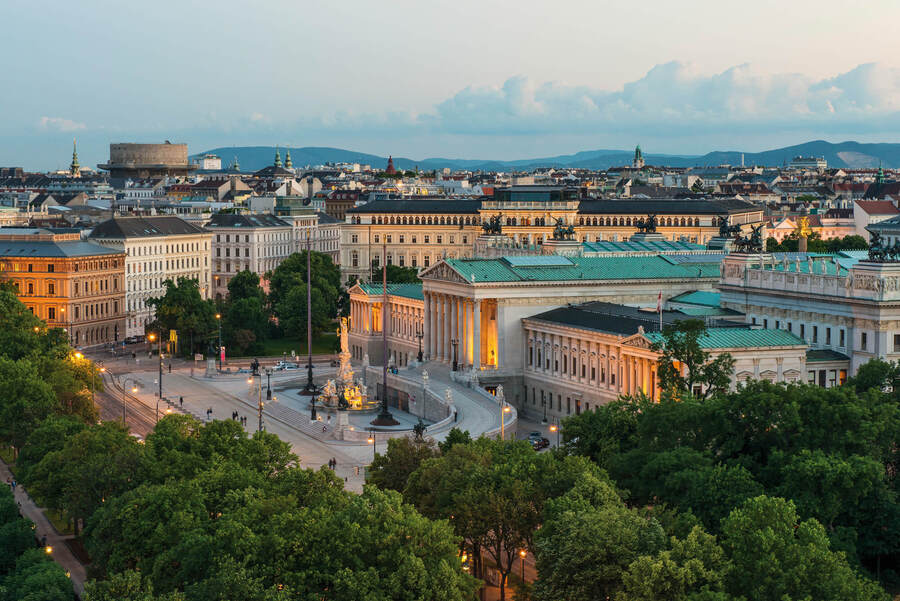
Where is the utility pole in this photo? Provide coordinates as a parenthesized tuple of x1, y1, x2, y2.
(373, 240, 398, 425)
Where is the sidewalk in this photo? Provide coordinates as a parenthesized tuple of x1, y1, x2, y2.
(0, 461, 85, 597)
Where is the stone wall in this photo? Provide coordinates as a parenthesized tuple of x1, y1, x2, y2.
(109, 143, 188, 166)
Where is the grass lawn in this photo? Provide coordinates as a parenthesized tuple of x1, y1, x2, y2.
(231, 333, 337, 358)
(0, 446, 15, 469)
(44, 509, 74, 535)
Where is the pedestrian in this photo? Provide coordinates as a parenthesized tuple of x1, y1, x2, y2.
(322, 424, 327, 433)
(131, 352, 136, 361)
(41, 535, 46, 547)
(332, 457, 337, 469)
(168, 363, 172, 373)
(10, 479, 15, 492)
(179, 396, 183, 408)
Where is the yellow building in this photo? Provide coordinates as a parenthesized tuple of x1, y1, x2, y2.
(0, 228, 126, 348)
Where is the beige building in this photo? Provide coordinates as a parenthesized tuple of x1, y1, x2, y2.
(89, 216, 212, 337)
(0, 228, 126, 348)
(206, 213, 292, 298)
(341, 188, 763, 282)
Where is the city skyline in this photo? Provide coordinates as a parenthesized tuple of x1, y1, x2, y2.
(2, 0, 900, 169)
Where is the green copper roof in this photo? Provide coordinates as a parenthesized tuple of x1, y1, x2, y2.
(583, 239, 704, 253)
(806, 349, 851, 363)
(357, 282, 423, 301)
(644, 328, 807, 349)
(669, 291, 721, 307)
(440, 255, 719, 283)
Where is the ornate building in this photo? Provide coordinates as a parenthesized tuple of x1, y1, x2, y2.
(340, 187, 763, 282)
(89, 216, 212, 337)
(0, 228, 126, 348)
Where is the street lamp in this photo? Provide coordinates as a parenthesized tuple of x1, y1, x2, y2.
(416, 326, 423, 363)
(310, 386, 318, 420)
(266, 367, 272, 400)
(148, 333, 163, 422)
(367, 431, 376, 460)
(549, 420, 560, 447)
(93, 365, 106, 404)
(450, 338, 458, 372)
(519, 549, 527, 582)
(303, 230, 315, 394)
(215, 313, 222, 371)
(250, 373, 264, 432)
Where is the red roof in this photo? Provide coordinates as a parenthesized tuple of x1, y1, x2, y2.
(855, 200, 899, 215)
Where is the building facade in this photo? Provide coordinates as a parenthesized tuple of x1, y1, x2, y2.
(341, 189, 763, 282)
(89, 216, 212, 337)
(206, 213, 292, 298)
(0, 228, 126, 348)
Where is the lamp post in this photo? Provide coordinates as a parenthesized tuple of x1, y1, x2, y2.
(304, 230, 315, 393)
(215, 313, 222, 371)
(416, 326, 423, 363)
(519, 549, 527, 582)
(550, 419, 560, 447)
(450, 338, 458, 372)
(266, 367, 272, 400)
(422, 370, 428, 413)
(148, 333, 163, 423)
(310, 386, 318, 420)
(93, 364, 106, 404)
(498, 386, 510, 440)
(367, 431, 376, 460)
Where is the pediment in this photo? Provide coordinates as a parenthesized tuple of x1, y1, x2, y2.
(419, 260, 469, 284)
(622, 333, 654, 349)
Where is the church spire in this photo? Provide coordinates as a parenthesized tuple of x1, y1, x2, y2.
(285, 148, 292, 169)
(274, 146, 282, 168)
(69, 138, 81, 177)
(232, 155, 240, 172)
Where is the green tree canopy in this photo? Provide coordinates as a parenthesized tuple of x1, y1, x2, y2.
(267, 251, 342, 340)
(146, 278, 217, 357)
(651, 319, 734, 400)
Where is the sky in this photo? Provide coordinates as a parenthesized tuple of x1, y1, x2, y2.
(2, 0, 900, 170)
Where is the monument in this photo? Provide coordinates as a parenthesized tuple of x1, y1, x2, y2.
(318, 318, 370, 411)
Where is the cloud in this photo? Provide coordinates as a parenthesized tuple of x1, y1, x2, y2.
(38, 116, 87, 132)
(422, 62, 900, 136)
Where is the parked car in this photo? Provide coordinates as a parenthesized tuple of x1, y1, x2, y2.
(526, 431, 543, 442)
(274, 361, 299, 371)
(532, 437, 550, 451)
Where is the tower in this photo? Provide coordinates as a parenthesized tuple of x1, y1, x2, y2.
(877, 164, 885, 186)
(632, 145, 644, 169)
(274, 146, 282, 168)
(385, 155, 396, 175)
(69, 138, 81, 177)
(285, 149, 292, 169)
(232, 155, 240, 172)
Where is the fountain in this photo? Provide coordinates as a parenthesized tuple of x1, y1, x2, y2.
(318, 317, 372, 411)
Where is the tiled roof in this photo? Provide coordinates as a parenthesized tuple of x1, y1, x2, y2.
(0, 240, 123, 258)
(583, 239, 705, 253)
(89, 216, 205, 238)
(855, 200, 899, 215)
(578, 198, 757, 215)
(806, 349, 851, 363)
(525, 302, 738, 336)
(356, 282, 423, 300)
(206, 213, 290, 228)
(347, 199, 482, 214)
(645, 328, 807, 349)
(438, 255, 719, 283)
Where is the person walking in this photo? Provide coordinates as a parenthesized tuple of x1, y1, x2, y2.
(179, 396, 183, 408)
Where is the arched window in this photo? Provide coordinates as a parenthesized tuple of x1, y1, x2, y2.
(511, 217, 517, 226)
(465, 217, 471, 225)
(579, 218, 584, 225)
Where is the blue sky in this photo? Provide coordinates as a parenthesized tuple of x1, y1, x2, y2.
(2, 0, 900, 170)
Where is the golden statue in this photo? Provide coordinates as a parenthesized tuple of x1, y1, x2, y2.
(796, 215, 812, 239)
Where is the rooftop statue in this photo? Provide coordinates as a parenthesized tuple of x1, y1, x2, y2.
(734, 224, 764, 253)
(635, 213, 658, 234)
(717, 216, 742, 238)
(551, 217, 576, 240)
(481, 214, 503, 235)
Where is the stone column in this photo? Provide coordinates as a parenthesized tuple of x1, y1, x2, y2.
(450, 295, 458, 364)
(776, 357, 784, 382)
(473, 300, 481, 370)
(423, 293, 431, 356)
(494, 302, 503, 369)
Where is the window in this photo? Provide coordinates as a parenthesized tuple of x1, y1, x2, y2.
(562, 356, 567, 374)
(398, 255, 405, 267)
(399, 235, 405, 243)
(812, 326, 818, 343)
(840, 329, 845, 347)
(437, 235, 443, 244)
(27, 283, 33, 294)
(449, 236, 455, 244)
(424, 235, 430, 244)
(424, 255, 430, 267)
(800, 324, 805, 339)
(775, 320, 780, 329)
(751, 317, 757, 325)
(411, 235, 417, 244)
(861, 332, 868, 350)
(386, 235, 392, 244)
(411, 257, 417, 268)
(462, 236, 468, 244)
(763, 319, 768, 329)
(351, 252, 359, 267)
(826, 328, 831, 345)
(787, 322, 792, 332)
(48, 283, 54, 295)
(48, 307, 55, 320)
(529, 347, 533, 366)
(374, 234, 380, 243)
(47, 264, 54, 273)
(351, 234, 358, 243)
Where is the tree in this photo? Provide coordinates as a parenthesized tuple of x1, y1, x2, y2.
(0, 357, 57, 453)
(368, 436, 439, 493)
(383, 264, 420, 283)
(1, 549, 74, 601)
(146, 278, 217, 357)
(618, 527, 730, 601)
(227, 270, 265, 303)
(27, 421, 145, 534)
(83, 570, 186, 601)
(267, 251, 342, 341)
(15, 415, 86, 484)
(720, 496, 889, 601)
(651, 319, 734, 400)
(533, 474, 666, 601)
(438, 428, 472, 454)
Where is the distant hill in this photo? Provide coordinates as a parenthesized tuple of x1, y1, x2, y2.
(195, 140, 900, 172)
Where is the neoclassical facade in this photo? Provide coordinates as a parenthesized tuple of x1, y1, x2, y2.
(522, 303, 807, 422)
(90, 216, 212, 337)
(347, 282, 424, 366)
(0, 228, 126, 348)
(340, 188, 763, 282)
(206, 213, 292, 298)
(719, 251, 900, 380)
